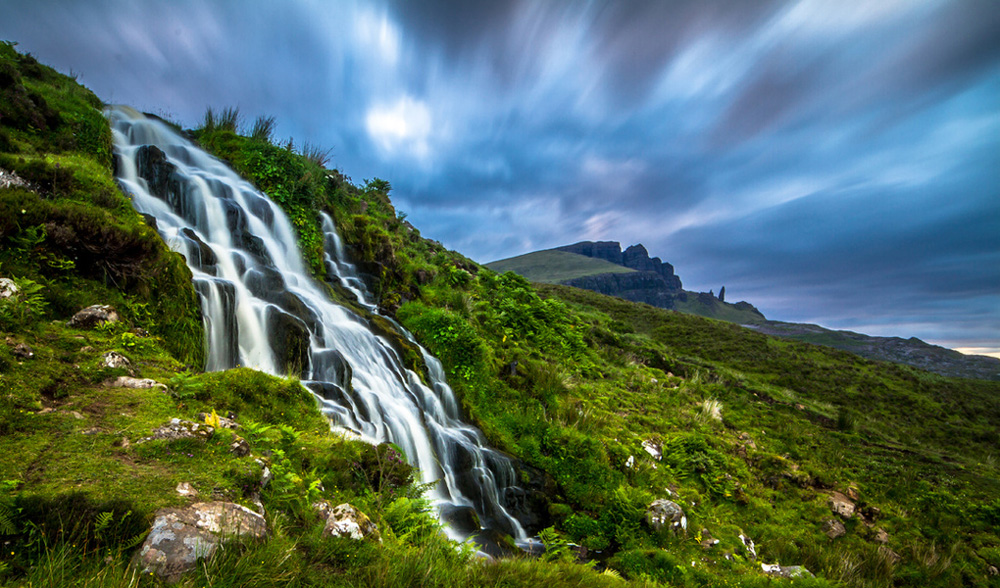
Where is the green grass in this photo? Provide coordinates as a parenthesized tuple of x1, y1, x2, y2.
(485, 249, 636, 284)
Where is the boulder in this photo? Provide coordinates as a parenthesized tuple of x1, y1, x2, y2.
(829, 491, 856, 519)
(106, 376, 165, 390)
(175, 482, 198, 497)
(11, 342, 34, 359)
(761, 563, 814, 579)
(133, 501, 267, 582)
(823, 519, 846, 539)
(229, 436, 250, 457)
(322, 503, 380, 542)
(139, 418, 215, 443)
(69, 304, 120, 329)
(642, 439, 662, 461)
(645, 499, 686, 533)
(103, 351, 132, 371)
(873, 528, 889, 544)
(0, 278, 19, 299)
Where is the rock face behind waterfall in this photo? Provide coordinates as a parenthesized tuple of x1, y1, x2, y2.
(109, 106, 531, 546)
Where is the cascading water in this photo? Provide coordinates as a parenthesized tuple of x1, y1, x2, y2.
(107, 106, 529, 544)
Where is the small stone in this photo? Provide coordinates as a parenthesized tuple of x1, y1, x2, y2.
(138, 419, 214, 443)
(12, 343, 34, 359)
(80, 346, 95, 353)
(988, 565, 998, 576)
(642, 439, 662, 461)
(102, 351, 132, 371)
(829, 491, 856, 519)
(762, 563, 813, 578)
(69, 305, 120, 329)
(873, 528, 889, 544)
(69, 410, 85, 420)
(229, 436, 250, 457)
(823, 519, 846, 539)
(323, 503, 380, 541)
(739, 534, 757, 560)
(81, 427, 101, 435)
(878, 545, 901, 565)
(625, 455, 635, 468)
(105, 376, 165, 390)
(176, 482, 198, 497)
(0, 278, 19, 299)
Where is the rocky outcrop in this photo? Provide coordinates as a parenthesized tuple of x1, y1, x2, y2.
(563, 271, 678, 308)
(322, 503, 380, 541)
(761, 563, 814, 579)
(645, 499, 686, 533)
(554, 241, 623, 265)
(555, 241, 683, 291)
(133, 502, 267, 582)
(69, 304, 120, 329)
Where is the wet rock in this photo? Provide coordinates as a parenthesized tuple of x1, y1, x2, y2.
(138, 418, 215, 443)
(762, 563, 813, 579)
(829, 491, 856, 519)
(133, 501, 267, 582)
(440, 504, 481, 536)
(12, 342, 34, 359)
(105, 376, 165, 390)
(823, 518, 846, 539)
(265, 307, 311, 377)
(471, 528, 520, 558)
(646, 499, 686, 533)
(322, 503, 380, 542)
(69, 304, 120, 329)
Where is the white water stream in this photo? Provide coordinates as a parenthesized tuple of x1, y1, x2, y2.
(107, 106, 527, 543)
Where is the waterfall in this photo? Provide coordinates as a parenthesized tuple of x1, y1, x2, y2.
(107, 106, 528, 544)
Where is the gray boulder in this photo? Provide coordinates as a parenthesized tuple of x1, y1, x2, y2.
(69, 304, 120, 329)
(103, 351, 132, 371)
(323, 503, 380, 541)
(645, 499, 686, 533)
(823, 518, 846, 539)
(762, 563, 814, 578)
(133, 501, 267, 582)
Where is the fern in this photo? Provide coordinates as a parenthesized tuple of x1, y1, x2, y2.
(0, 500, 16, 535)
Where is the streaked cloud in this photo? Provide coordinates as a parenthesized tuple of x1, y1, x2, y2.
(1, 0, 997, 353)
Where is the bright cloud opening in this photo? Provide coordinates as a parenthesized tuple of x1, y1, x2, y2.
(365, 96, 433, 160)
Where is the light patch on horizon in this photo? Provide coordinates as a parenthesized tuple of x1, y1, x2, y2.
(954, 348, 1000, 360)
(365, 96, 433, 160)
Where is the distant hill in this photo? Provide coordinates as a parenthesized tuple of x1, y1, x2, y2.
(487, 242, 1000, 381)
(484, 249, 635, 284)
(487, 242, 766, 324)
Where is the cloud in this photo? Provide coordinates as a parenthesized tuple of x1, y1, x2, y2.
(1, 0, 997, 352)
(365, 96, 434, 160)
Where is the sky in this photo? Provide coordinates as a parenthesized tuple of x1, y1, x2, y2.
(2, 0, 998, 357)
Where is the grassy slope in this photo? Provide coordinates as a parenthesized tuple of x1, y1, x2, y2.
(486, 249, 636, 284)
(2, 43, 999, 588)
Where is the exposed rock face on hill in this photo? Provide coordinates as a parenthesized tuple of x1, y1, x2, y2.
(555, 241, 682, 290)
(553, 241, 683, 308)
(563, 271, 678, 308)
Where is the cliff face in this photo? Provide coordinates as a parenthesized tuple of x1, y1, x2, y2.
(554, 241, 682, 291)
(562, 271, 677, 309)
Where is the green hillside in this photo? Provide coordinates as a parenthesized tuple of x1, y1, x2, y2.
(486, 249, 636, 283)
(2, 43, 999, 588)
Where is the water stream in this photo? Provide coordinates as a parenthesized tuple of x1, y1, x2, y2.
(107, 106, 527, 544)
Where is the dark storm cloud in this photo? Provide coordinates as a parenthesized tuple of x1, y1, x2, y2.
(1, 0, 997, 354)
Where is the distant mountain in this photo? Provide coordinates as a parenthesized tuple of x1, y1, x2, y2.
(486, 241, 766, 324)
(747, 321, 1000, 381)
(488, 242, 1000, 381)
